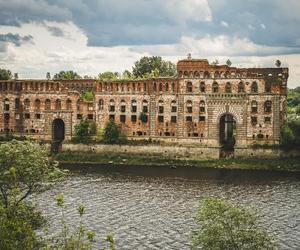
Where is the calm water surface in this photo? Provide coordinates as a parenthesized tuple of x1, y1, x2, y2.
(34, 165, 300, 250)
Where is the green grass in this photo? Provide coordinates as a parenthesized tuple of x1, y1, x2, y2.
(53, 151, 300, 171)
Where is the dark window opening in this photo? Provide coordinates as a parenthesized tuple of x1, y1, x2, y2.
(120, 115, 126, 123)
(109, 115, 115, 121)
(88, 114, 93, 120)
(35, 113, 41, 119)
(171, 116, 177, 123)
(131, 115, 137, 123)
(158, 116, 164, 123)
(199, 116, 205, 122)
(171, 106, 177, 113)
(251, 116, 257, 125)
(264, 117, 271, 123)
(77, 114, 83, 120)
(186, 116, 192, 122)
(159, 106, 164, 113)
(24, 113, 30, 119)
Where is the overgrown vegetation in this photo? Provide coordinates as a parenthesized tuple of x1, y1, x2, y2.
(192, 198, 276, 249)
(81, 91, 94, 102)
(0, 140, 115, 249)
(281, 87, 300, 148)
(53, 151, 300, 171)
(71, 117, 92, 144)
(103, 121, 127, 144)
(0, 68, 13, 80)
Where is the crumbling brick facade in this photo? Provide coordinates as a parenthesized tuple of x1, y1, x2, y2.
(0, 59, 288, 148)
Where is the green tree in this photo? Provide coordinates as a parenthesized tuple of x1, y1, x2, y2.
(98, 71, 120, 80)
(72, 117, 91, 144)
(81, 91, 94, 102)
(275, 60, 281, 68)
(132, 56, 176, 78)
(0, 140, 66, 207)
(122, 70, 133, 79)
(226, 59, 232, 67)
(46, 72, 51, 80)
(0, 68, 13, 80)
(103, 121, 126, 144)
(0, 140, 65, 249)
(192, 197, 276, 250)
(53, 71, 82, 80)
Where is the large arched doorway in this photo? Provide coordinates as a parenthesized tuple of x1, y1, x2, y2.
(52, 118, 65, 142)
(219, 114, 236, 154)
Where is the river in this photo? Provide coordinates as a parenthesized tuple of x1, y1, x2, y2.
(34, 165, 300, 249)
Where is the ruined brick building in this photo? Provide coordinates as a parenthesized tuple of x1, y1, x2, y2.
(0, 58, 288, 153)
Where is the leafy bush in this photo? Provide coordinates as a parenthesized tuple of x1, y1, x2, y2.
(192, 197, 276, 250)
(81, 91, 94, 102)
(281, 119, 300, 148)
(71, 117, 92, 144)
(103, 121, 127, 144)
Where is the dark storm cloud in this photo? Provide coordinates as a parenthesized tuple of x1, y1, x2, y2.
(0, 33, 33, 46)
(1, 0, 300, 53)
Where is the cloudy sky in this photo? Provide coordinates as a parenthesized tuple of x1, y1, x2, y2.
(0, 0, 300, 87)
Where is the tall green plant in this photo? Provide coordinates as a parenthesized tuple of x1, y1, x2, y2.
(192, 197, 276, 250)
(72, 117, 91, 144)
(103, 121, 127, 144)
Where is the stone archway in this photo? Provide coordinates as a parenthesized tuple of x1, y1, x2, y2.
(219, 113, 236, 150)
(52, 118, 65, 142)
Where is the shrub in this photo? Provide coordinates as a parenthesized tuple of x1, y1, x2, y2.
(71, 117, 92, 144)
(192, 197, 277, 250)
(103, 121, 127, 144)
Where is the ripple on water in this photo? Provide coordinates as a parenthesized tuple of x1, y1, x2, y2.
(33, 171, 300, 250)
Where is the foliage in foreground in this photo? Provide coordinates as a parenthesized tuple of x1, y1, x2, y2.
(0, 140, 66, 207)
(192, 197, 276, 250)
(45, 194, 115, 250)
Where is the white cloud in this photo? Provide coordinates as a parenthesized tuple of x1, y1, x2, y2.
(0, 22, 299, 88)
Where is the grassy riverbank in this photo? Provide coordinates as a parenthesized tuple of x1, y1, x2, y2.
(53, 151, 300, 172)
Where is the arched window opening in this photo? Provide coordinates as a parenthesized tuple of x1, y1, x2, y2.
(212, 82, 219, 93)
(265, 82, 271, 93)
(66, 99, 72, 110)
(183, 71, 189, 77)
(98, 99, 104, 110)
(186, 82, 192, 93)
(200, 82, 205, 93)
(158, 100, 164, 114)
(55, 99, 61, 110)
(109, 99, 115, 112)
(199, 100, 205, 113)
(251, 100, 258, 113)
(45, 99, 51, 110)
(142, 100, 148, 113)
(159, 82, 163, 92)
(120, 100, 126, 112)
(77, 99, 81, 111)
(15, 98, 20, 110)
(225, 82, 232, 93)
(35, 99, 41, 110)
(24, 99, 30, 110)
(171, 100, 177, 113)
(131, 100, 137, 113)
(238, 82, 245, 93)
(4, 99, 10, 111)
(186, 100, 193, 113)
(165, 82, 169, 92)
(194, 71, 200, 78)
(251, 82, 258, 93)
(172, 82, 175, 93)
(264, 101, 272, 113)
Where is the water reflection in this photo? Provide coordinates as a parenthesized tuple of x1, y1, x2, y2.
(34, 165, 300, 249)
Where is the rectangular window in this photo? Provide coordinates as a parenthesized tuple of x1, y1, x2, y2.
(159, 106, 164, 113)
(77, 114, 83, 120)
(121, 106, 126, 112)
(251, 116, 257, 125)
(131, 115, 137, 123)
(158, 115, 164, 123)
(143, 106, 148, 113)
(35, 113, 41, 119)
(186, 116, 192, 122)
(171, 116, 177, 123)
(109, 115, 115, 121)
(264, 117, 271, 123)
(187, 107, 192, 113)
(131, 106, 137, 113)
(171, 106, 177, 113)
(88, 114, 94, 120)
(109, 106, 115, 112)
(24, 113, 30, 119)
(199, 116, 205, 122)
(120, 115, 126, 123)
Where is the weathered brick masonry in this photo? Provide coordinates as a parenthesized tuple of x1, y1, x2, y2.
(0, 59, 288, 150)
